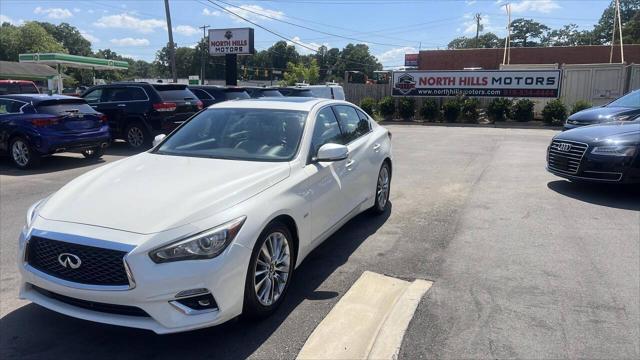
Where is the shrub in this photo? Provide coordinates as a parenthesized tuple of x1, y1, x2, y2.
(419, 99, 439, 122)
(397, 97, 415, 120)
(442, 99, 461, 123)
(571, 100, 592, 115)
(542, 99, 568, 125)
(487, 98, 512, 122)
(512, 99, 535, 122)
(461, 98, 480, 123)
(360, 97, 377, 117)
(378, 96, 396, 119)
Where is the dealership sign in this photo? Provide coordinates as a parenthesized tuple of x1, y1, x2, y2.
(208, 28, 255, 56)
(392, 70, 561, 98)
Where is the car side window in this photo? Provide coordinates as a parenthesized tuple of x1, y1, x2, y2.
(0, 99, 23, 114)
(333, 105, 369, 143)
(127, 87, 148, 101)
(191, 89, 213, 100)
(311, 107, 343, 156)
(355, 109, 372, 133)
(84, 89, 103, 104)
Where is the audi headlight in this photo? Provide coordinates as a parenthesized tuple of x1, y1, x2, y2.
(149, 216, 246, 263)
(25, 198, 47, 229)
(591, 145, 637, 157)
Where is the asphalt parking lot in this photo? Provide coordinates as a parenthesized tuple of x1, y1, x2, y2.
(1, 125, 638, 359)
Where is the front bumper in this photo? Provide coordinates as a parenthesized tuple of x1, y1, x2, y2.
(18, 223, 252, 334)
(547, 151, 640, 184)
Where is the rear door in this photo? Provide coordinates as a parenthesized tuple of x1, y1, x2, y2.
(35, 99, 105, 133)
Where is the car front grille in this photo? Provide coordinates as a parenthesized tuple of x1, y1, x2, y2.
(31, 285, 149, 317)
(547, 140, 589, 174)
(26, 236, 130, 287)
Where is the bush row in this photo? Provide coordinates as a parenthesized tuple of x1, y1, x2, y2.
(361, 96, 591, 126)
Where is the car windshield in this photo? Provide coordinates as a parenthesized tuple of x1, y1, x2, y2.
(156, 108, 307, 161)
(607, 91, 640, 108)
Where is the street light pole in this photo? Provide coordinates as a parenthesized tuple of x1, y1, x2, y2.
(164, 0, 177, 83)
(199, 25, 210, 85)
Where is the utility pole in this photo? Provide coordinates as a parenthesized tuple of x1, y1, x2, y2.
(199, 25, 210, 85)
(616, 0, 624, 63)
(474, 13, 482, 48)
(610, 1, 618, 63)
(164, 0, 177, 83)
(502, 4, 511, 65)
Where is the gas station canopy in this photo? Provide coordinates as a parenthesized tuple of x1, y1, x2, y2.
(19, 53, 129, 70)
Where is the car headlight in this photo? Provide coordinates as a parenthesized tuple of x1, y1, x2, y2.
(591, 145, 637, 157)
(25, 198, 47, 229)
(149, 216, 246, 263)
(611, 114, 632, 122)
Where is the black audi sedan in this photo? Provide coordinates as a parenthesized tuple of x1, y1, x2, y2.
(564, 89, 640, 130)
(547, 117, 640, 183)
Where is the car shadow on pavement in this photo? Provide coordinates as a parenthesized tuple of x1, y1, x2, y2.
(0, 204, 392, 360)
(547, 180, 640, 211)
(0, 142, 143, 176)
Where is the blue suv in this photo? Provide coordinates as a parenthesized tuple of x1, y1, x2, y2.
(0, 94, 110, 169)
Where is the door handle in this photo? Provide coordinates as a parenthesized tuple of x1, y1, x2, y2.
(117, 104, 127, 107)
(346, 159, 355, 169)
(373, 143, 381, 152)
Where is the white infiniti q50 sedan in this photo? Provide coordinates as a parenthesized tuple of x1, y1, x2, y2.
(18, 97, 392, 334)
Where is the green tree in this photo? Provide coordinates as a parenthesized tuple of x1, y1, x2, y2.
(284, 58, 320, 85)
(592, 0, 640, 44)
(0, 22, 66, 61)
(510, 18, 550, 47)
(448, 32, 503, 48)
(35, 22, 92, 56)
(544, 24, 595, 46)
(623, 10, 640, 43)
(336, 43, 382, 79)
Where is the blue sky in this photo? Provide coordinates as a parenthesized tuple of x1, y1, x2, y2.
(0, 0, 612, 68)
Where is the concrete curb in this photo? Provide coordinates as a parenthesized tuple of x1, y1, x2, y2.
(297, 271, 433, 360)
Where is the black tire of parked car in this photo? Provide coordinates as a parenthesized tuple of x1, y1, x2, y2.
(125, 122, 151, 149)
(9, 136, 40, 169)
(81, 147, 105, 159)
(243, 221, 296, 319)
(370, 161, 391, 215)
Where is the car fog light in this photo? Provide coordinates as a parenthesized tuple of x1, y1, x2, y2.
(170, 293, 218, 315)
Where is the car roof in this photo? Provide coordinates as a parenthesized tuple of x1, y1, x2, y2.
(0, 80, 35, 84)
(0, 94, 84, 103)
(209, 97, 339, 111)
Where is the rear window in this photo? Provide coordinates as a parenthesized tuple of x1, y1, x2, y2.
(20, 84, 39, 94)
(0, 84, 20, 95)
(331, 87, 345, 100)
(224, 90, 250, 100)
(309, 87, 332, 99)
(153, 85, 196, 101)
(260, 90, 284, 97)
(36, 100, 97, 115)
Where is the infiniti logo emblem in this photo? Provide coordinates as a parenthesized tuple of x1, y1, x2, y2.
(557, 143, 572, 152)
(58, 253, 82, 269)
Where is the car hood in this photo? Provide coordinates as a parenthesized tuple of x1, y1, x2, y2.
(39, 153, 290, 234)
(555, 121, 640, 143)
(568, 106, 638, 123)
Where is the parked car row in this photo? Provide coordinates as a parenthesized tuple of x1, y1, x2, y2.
(0, 82, 346, 169)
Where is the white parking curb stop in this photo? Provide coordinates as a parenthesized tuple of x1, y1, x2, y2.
(297, 271, 432, 360)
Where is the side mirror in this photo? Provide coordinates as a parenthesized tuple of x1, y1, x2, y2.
(153, 134, 166, 147)
(315, 143, 348, 162)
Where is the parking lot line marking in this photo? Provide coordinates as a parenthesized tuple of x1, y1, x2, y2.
(296, 271, 432, 360)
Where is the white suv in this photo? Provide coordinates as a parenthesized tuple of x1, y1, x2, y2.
(18, 97, 392, 333)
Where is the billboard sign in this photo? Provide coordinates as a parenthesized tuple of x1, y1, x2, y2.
(404, 53, 418, 67)
(392, 70, 561, 98)
(208, 28, 255, 56)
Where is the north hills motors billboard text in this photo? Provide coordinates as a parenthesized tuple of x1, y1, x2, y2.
(209, 28, 255, 56)
(392, 70, 561, 98)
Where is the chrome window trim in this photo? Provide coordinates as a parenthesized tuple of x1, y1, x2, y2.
(24, 229, 137, 291)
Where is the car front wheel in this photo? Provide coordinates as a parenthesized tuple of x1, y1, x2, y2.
(243, 221, 295, 318)
(10, 137, 40, 169)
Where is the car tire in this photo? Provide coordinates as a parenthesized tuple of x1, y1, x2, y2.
(9, 136, 40, 169)
(81, 146, 105, 159)
(243, 221, 296, 319)
(370, 161, 391, 215)
(125, 122, 150, 149)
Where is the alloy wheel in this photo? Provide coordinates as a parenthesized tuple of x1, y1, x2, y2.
(11, 140, 30, 167)
(377, 165, 390, 209)
(127, 127, 144, 147)
(254, 231, 291, 306)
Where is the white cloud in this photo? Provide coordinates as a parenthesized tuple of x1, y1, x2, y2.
(87, 9, 94, 14)
(94, 13, 165, 33)
(286, 36, 326, 55)
(34, 7, 73, 19)
(0, 14, 15, 24)
(73, 8, 81, 13)
(202, 8, 221, 16)
(121, 54, 141, 60)
(81, 31, 100, 44)
(466, 0, 477, 5)
(223, 4, 284, 23)
(110, 37, 150, 46)
(174, 25, 199, 36)
(509, 0, 560, 14)
(375, 47, 417, 69)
